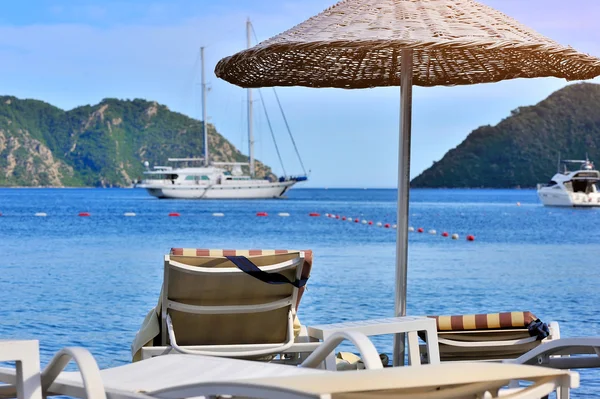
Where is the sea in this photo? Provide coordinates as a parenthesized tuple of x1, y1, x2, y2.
(1, 187, 599, 397)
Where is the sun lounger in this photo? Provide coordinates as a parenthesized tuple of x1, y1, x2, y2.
(0, 339, 579, 399)
(131, 249, 315, 362)
(420, 311, 559, 362)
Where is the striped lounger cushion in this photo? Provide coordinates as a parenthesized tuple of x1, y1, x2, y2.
(430, 311, 539, 331)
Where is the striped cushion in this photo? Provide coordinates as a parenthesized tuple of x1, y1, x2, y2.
(169, 249, 312, 271)
(171, 248, 309, 257)
(169, 248, 313, 310)
(430, 311, 538, 331)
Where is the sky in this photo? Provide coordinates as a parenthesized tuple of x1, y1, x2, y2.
(1, 0, 599, 188)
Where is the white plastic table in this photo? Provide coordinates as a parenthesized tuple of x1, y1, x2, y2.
(307, 316, 440, 370)
(0, 340, 42, 399)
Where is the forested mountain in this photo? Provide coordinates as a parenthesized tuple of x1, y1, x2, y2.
(0, 97, 273, 187)
(412, 83, 600, 188)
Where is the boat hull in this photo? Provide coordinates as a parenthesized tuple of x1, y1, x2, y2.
(139, 180, 297, 199)
(537, 189, 600, 207)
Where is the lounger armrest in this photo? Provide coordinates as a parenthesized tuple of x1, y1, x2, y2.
(504, 337, 600, 369)
(300, 331, 383, 370)
(42, 347, 107, 399)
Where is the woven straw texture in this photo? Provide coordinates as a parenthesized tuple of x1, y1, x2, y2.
(215, 0, 600, 89)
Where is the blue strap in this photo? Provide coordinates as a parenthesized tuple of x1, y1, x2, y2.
(226, 256, 308, 288)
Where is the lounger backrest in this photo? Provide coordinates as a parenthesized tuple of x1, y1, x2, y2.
(423, 312, 544, 361)
(162, 249, 308, 347)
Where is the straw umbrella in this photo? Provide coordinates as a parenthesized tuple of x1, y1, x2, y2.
(215, 0, 600, 365)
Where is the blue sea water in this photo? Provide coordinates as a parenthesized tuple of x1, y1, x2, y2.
(1, 187, 599, 396)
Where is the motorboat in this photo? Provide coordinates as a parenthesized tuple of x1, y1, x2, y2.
(537, 156, 600, 207)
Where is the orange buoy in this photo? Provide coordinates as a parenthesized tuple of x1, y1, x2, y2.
(168, 212, 180, 217)
(78, 212, 91, 217)
(466, 235, 475, 241)
(442, 232, 449, 237)
(309, 212, 320, 217)
(417, 227, 424, 233)
(256, 212, 268, 217)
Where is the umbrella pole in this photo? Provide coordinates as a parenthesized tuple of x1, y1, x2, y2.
(393, 49, 413, 367)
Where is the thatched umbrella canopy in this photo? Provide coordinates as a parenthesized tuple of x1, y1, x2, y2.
(216, 0, 600, 88)
(215, 0, 600, 366)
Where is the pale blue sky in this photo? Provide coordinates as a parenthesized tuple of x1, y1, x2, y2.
(1, 0, 599, 187)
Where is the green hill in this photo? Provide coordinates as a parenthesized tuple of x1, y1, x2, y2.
(0, 97, 274, 187)
(411, 83, 600, 188)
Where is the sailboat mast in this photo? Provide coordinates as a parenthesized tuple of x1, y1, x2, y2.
(247, 18, 255, 177)
(201, 46, 208, 167)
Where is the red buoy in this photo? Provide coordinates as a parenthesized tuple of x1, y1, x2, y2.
(368, 221, 373, 225)
(417, 227, 424, 233)
(256, 212, 268, 217)
(335, 215, 340, 219)
(342, 216, 347, 221)
(168, 212, 180, 217)
(384, 223, 390, 228)
(442, 232, 449, 237)
(309, 212, 320, 217)
(354, 218, 359, 223)
(466, 235, 475, 241)
(78, 212, 91, 217)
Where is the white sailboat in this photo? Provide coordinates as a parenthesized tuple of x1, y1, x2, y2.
(138, 20, 307, 200)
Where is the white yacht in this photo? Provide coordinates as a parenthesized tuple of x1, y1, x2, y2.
(537, 157, 600, 207)
(137, 20, 307, 200)
(140, 160, 305, 199)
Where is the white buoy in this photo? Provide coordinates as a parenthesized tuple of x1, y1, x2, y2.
(278, 212, 290, 217)
(376, 222, 383, 227)
(325, 213, 330, 217)
(408, 226, 415, 232)
(429, 229, 436, 235)
(124, 212, 136, 217)
(361, 220, 367, 224)
(348, 218, 353, 222)
(451, 233, 459, 240)
(35, 212, 47, 217)
(392, 224, 397, 229)
(212, 212, 225, 217)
